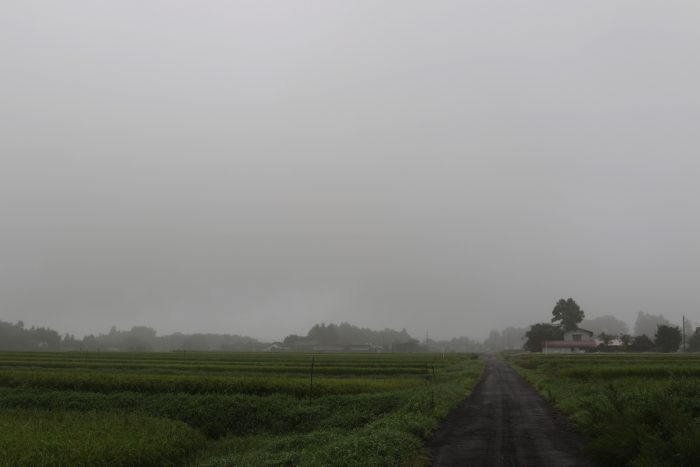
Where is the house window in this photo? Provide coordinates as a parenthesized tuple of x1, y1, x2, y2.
(572, 334, 582, 341)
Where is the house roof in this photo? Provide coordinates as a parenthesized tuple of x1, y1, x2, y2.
(543, 340, 597, 348)
(566, 328, 594, 336)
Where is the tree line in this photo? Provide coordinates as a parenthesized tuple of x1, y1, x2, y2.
(283, 322, 417, 348)
(0, 321, 264, 352)
(3, 305, 698, 353)
(520, 299, 700, 352)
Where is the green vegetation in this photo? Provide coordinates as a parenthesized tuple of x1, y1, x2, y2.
(0, 351, 482, 466)
(654, 325, 682, 352)
(0, 409, 205, 466)
(0, 368, 421, 396)
(522, 323, 563, 352)
(507, 353, 700, 467)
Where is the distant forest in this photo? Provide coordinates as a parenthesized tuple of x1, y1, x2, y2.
(0, 321, 262, 352)
(5, 313, 684, 353)
(0, 319, 493, 352)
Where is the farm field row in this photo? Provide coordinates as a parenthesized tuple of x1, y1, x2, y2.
(0, 352, 465, 375)
(507, 353, 700, 467)
(0, 351, 466, 364)
(0, 351, 483, 466)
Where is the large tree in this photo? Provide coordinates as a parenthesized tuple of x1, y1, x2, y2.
(630, 334, 655, 352)
(633, 311, 670, 337)
(597, 332, 615, 346)
(580, 315, 629, 336)
(551, 298, 585, 332)
(618, 333, 632, 348)
(655, 325, 681, 353)
(482, 327, 527, 351)
(523, 323, 563, 352)
(689, 332, 700, 352)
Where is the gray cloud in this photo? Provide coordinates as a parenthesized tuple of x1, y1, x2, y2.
(2, 1, 699, 340)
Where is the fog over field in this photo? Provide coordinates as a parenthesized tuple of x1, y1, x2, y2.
(1, 1, 699, 341)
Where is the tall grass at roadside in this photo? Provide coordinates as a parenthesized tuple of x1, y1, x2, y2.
(508, 353, 700, 467)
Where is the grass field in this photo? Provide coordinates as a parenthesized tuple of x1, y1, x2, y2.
(507, 353, 700, 467)
(0, 351, 483, 466)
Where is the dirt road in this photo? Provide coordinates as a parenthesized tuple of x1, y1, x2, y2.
(428, 355, 597, 467)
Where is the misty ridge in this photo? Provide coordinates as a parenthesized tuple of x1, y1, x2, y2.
(2, 309, 694, 353)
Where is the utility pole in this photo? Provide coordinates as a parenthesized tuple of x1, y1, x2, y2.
(682, 315, 686, 352)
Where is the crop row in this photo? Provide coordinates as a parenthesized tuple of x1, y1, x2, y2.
(513, 355, 700, 371)
(554, 365, 700, 379)
(0, 359, 440, 376)
(0, 351, 467, 364)
(0, 369, 422, 396)
(0, 387, 405, 438)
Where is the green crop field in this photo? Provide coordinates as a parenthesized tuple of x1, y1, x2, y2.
(0, 351, 483, 466)
(507, 353, 700, 467)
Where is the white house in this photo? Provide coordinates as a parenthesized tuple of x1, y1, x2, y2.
(264, 342, 285, 352)
(542, 328, 596, 353)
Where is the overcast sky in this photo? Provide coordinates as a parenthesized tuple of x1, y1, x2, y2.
(1, 1, 699, 341)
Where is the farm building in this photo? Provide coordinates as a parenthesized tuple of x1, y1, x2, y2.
(264, 342, 286, 352)
(542, 328, 596, 353)
(311, 343, 383, 352)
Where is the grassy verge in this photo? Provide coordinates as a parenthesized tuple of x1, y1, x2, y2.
(506, 353, 700, 467)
